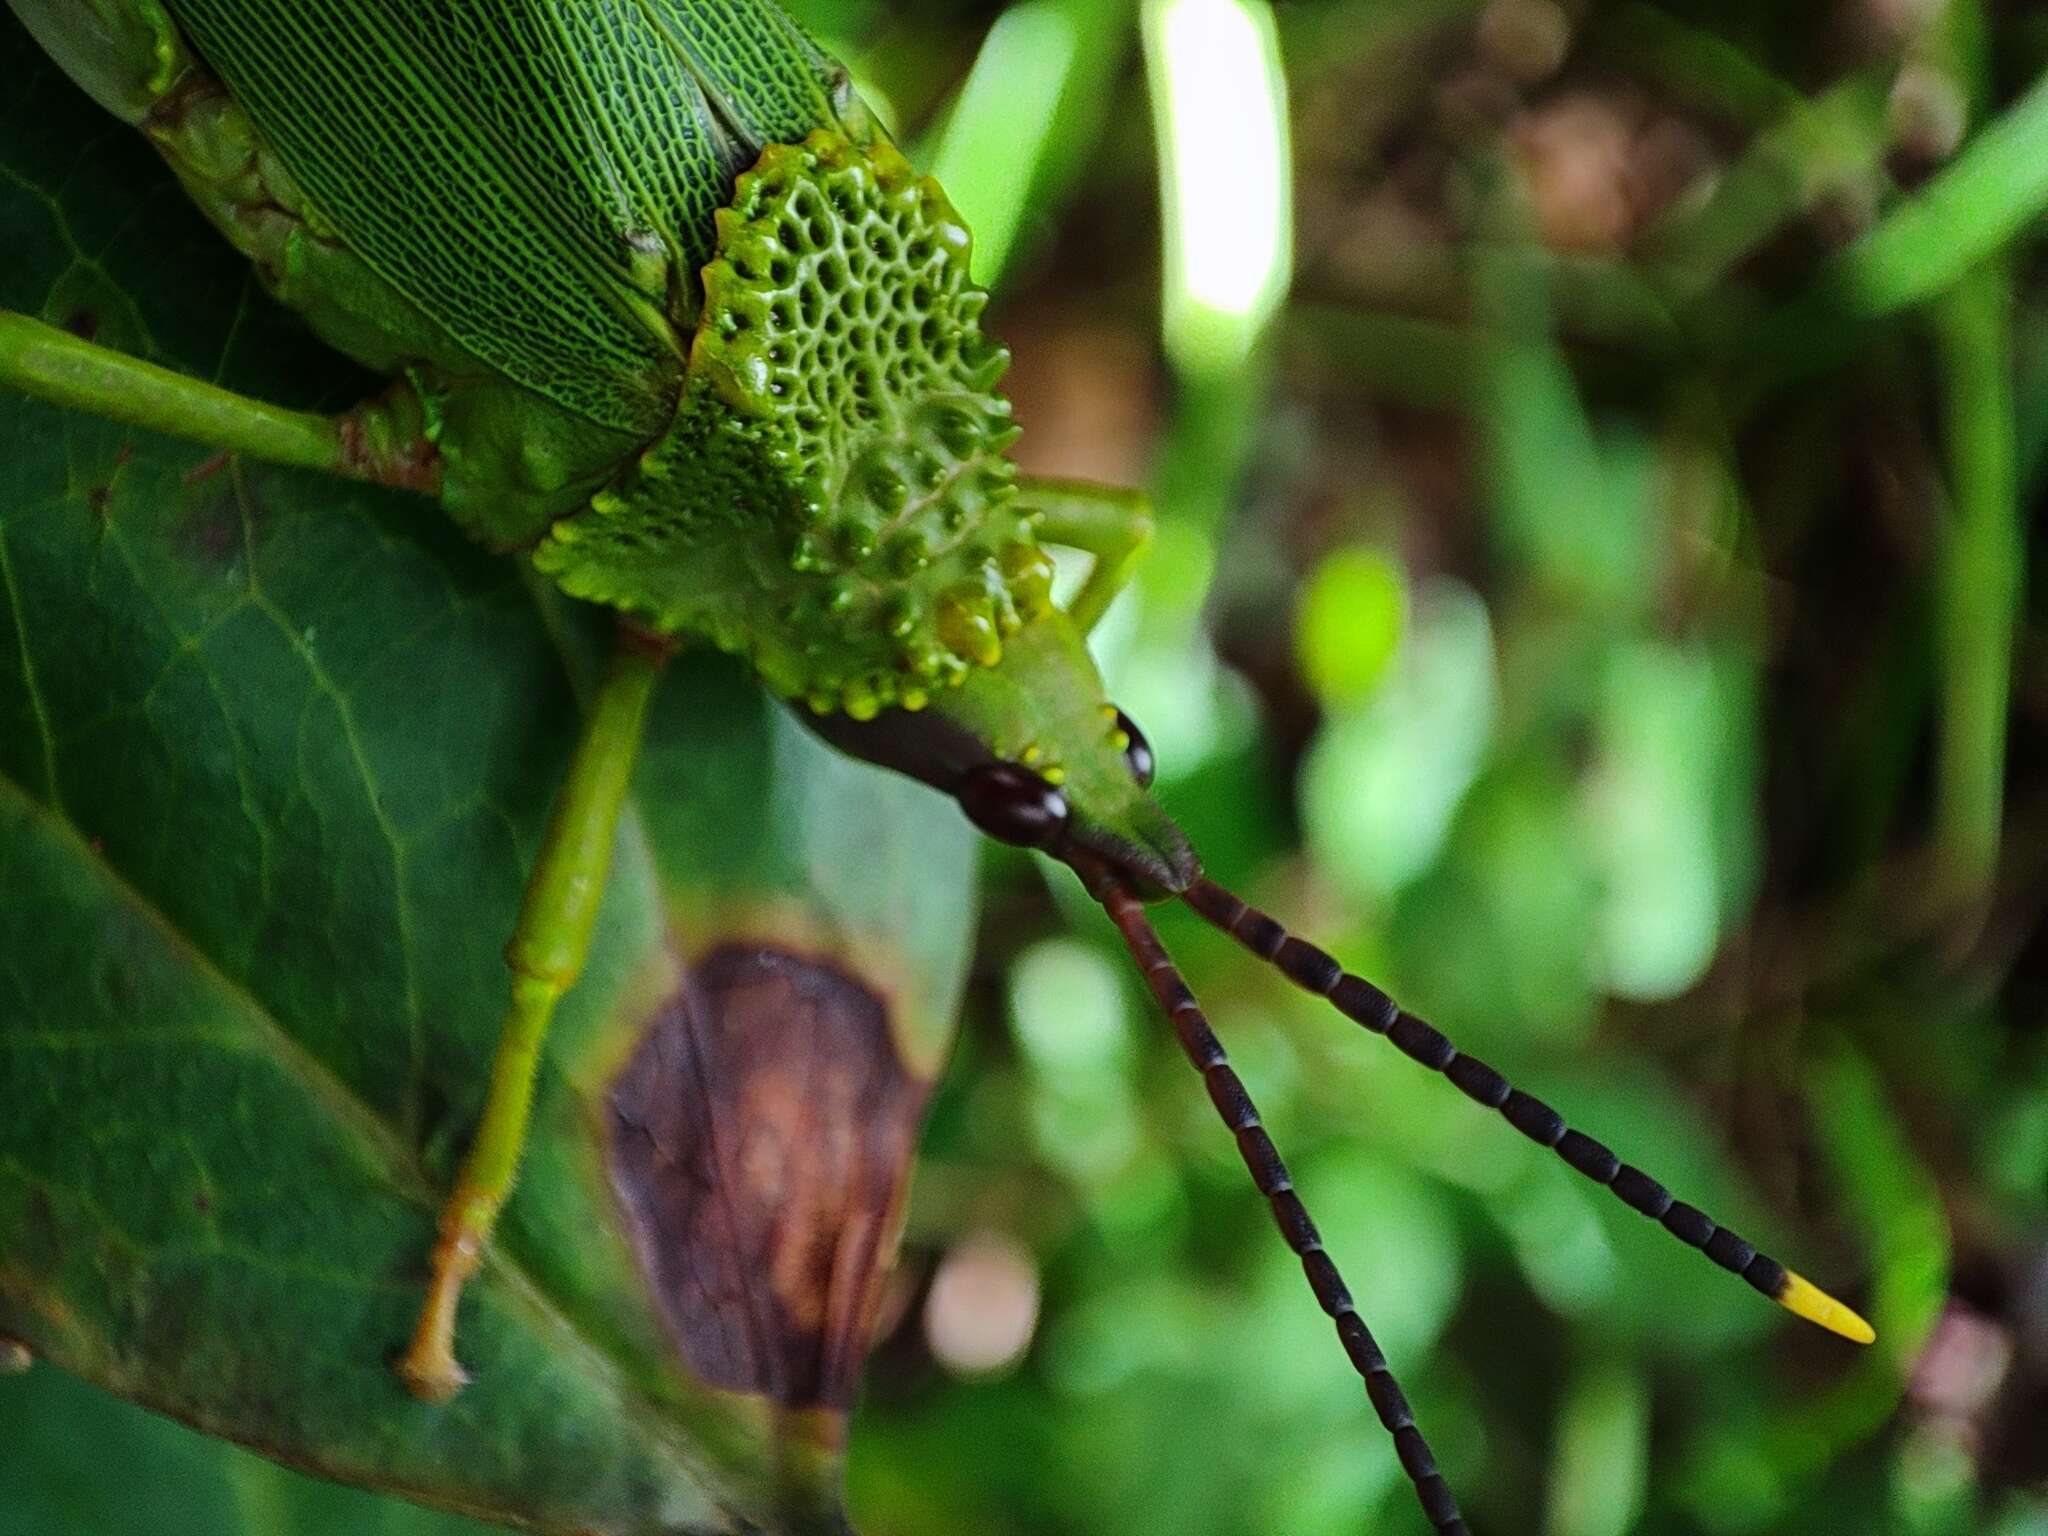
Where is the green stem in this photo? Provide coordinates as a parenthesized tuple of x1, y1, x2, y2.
(1932, 257, 2020, 899)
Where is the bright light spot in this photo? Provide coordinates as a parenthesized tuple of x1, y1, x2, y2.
(929, 2, 1080, 287)
(1144, 0, 1291, 373)
(1896, 1422, 1979, 1519)
(1589, 641, 1744, 1001)
(1296, 546, 1405, 706)
(923, 1231, 1041, 1375)
(1012, 939, 1141, 1183)
(1302, 578, 1498, 902)
(1010, 937, 1130, 1079)
(1913, 1304, 2012, 1419)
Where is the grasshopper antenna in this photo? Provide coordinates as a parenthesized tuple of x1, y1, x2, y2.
(1083, 864, 1470, 1536)
(1183, 878, 1877, 1348)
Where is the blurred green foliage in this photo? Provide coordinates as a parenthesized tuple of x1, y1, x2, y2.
(840, 1, 2048, 1533)
(9, 0, 2048, 1533)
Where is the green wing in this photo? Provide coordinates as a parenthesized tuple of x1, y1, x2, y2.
(164, 0, 858, 435)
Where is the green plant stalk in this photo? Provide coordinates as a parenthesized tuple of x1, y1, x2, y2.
(1933, 256, 2020, 899)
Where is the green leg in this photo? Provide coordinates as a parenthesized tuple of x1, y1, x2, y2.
(1017, 477, 1154, 635)
(396, 632, 668, 1402)
(0, 311, 436, 491)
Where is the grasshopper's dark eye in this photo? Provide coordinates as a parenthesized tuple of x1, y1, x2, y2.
(958, 763, 1069, 848)
(1116, 709, 1155, 789)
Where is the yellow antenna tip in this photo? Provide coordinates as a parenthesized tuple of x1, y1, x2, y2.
(1776, 1270, 1876, 1345)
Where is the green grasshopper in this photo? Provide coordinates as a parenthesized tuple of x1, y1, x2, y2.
(3, 0, 1875, 1528)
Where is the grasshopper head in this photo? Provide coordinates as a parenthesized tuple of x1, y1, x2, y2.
(803, 610, 1197, 895)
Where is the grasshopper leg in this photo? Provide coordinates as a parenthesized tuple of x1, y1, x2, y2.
(396, 630, 669, 1402)
(0, 311, 436, 491)
(1018, 476, 1155, 636)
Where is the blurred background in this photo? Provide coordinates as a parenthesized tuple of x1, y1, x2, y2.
(8, 1, 2047, 1534)
(827, 1, 2047, 1533)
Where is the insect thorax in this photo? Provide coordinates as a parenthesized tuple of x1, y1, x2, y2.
(535, 133, 1056, 719)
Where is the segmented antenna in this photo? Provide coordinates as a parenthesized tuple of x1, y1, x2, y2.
(1184, 878, 1876, 1347)
(1088, 872, 1470, 1536)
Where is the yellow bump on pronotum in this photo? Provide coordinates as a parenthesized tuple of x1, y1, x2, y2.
(1776, 1270, 1877, 1345)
